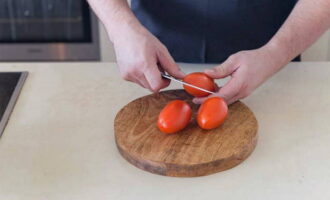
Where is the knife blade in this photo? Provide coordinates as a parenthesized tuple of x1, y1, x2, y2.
(161, 73, 215, 95)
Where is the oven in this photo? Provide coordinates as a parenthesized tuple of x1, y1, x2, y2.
(0, 0, 99, 61)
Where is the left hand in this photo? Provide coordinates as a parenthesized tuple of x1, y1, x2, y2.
(193, 45, 288, 105)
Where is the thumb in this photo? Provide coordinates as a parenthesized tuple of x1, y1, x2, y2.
(204, 56, 239, 79)
(157, 47, 185, 79)
(194, 77, 241, 105)
(217, 77, 241, 104)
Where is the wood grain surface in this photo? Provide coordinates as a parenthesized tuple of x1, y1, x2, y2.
(114, 90, 258, 177)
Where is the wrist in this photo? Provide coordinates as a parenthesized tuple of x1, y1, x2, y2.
(263, 38, 293, 68)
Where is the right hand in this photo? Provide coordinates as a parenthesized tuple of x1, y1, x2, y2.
(112, 25, 185, 92)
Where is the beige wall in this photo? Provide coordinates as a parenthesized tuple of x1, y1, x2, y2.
(99, 22, 116, 62)
(99, 21, 330, 62)
(302, 30, 330, 61)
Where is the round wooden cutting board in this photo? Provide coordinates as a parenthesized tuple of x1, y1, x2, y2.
(114, 90, 258, 177)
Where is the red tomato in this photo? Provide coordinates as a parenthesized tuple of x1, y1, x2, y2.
(183, 72, 215, 97)
(197, 97, 228, 130)
(158, 100, 192, 134)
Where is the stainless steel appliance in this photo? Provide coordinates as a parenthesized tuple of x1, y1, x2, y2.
(0, 0, 99, 61)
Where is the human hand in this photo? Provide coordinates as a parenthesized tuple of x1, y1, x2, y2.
(112, 24, 185, 92)
(193, 45, 288, 105)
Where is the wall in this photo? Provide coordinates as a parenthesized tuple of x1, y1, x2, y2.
(99, 21, 330, 62)
(302, 30, 330, 61)
(99, 22, 116, 62)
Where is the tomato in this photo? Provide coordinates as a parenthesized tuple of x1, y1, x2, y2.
(183, 72, 216, 97)
(197, 97, 228, 130)
(158, 100, 192, 134)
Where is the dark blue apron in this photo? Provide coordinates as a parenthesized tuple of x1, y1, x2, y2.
(132, 0, 299, 63)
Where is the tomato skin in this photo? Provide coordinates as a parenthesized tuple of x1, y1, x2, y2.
(197, 97, 228, 130)
(183, 72, 215, 97)
(158, 100, 192, 134)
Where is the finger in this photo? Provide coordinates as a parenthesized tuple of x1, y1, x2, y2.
(133, 74, 151, 90)
(204, 56, 239, 79)
(217, 77, 241, 104)
(119, 66, 151, 90)
(227, 90, 250, 105)
(192, 84, 223, 104)
(227, 95, 240, 105)
(192, 92, 226, 105)
(214, 83, 221, 91)
(142, 74, 154, 90)
(157, 47, 185, 79)
(192, 96, 208, 104)
(144, 65, 170, 92)
(194, 77, 240, 104)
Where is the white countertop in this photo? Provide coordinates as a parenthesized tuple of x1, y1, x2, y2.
(0, 62, 329, 200)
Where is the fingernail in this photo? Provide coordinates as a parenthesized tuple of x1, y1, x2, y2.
(192, 98, 201, 104)
(179, 70, 186, 77)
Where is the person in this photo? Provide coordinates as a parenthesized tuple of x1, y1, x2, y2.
(87, 0, 330, 104)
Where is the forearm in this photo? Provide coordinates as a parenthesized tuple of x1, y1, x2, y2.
(87, 0, 143, 41)
(267, 0, 330, 66)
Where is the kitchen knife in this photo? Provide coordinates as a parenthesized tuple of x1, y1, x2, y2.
(161, 73, 215, 95)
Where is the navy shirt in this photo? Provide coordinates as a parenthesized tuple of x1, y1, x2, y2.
(132, 0, 298, 63)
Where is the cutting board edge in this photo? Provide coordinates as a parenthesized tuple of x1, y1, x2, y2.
(115, 130, 258, 177)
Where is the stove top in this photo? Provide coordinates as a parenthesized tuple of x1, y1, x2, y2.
(0, 72, 28, 137)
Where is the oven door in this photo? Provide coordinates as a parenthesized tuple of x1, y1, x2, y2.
(0, 0, 99, 61)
